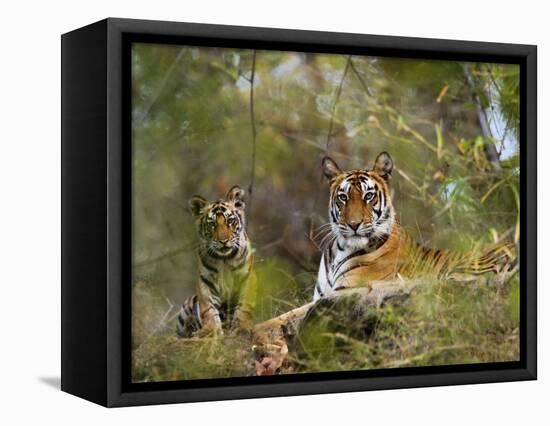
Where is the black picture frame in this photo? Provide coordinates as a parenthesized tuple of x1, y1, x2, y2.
(61, 17, 537, 407)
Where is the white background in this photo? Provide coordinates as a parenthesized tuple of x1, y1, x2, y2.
(0, 0, 546, 424)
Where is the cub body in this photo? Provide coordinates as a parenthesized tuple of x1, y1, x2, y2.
(177, 186, 256, 337)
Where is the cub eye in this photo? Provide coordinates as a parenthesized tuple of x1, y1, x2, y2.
(227, 217, 237, 226)
(337, 193, 348, 203)
(203, 220, 214, 234)
(364, 192, 375, 202)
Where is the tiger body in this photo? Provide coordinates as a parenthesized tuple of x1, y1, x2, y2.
(177, 186, 257, 337)
(314, 152, 513, 301)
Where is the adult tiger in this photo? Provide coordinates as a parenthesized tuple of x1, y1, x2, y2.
(314, 152, 514, 301)
(177, 185, 257, 337)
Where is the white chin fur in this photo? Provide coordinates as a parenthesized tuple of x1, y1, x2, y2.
(341, 235, 370, 250)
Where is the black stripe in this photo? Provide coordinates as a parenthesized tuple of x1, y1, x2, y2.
(315, 282, 324, 297)
(324, 255, 334, 285)
(183, 305, 192, 316)
(209, 293, 221, 307)
(200, 256, 218, 273)
(334, 261, 373, 282)
(333, 249, 368, 275)
(330, 209, 338, 224)
(322, 252, 335, 288)
(419, 246, 432, 261)
(232, 251, 249, 270)
(433, 249, 443, 264)
(200, 274, 218, 292)
(192, 297, 202, 324)
(327, 241, 336, 266)
(323, 254, 330, 276)
(212, 297, 221, 308)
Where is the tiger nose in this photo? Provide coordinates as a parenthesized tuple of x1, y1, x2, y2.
(348, 221, 361, 231)
(219, 238, 230, 245)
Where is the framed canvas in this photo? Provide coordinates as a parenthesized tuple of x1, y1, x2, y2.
(61, 18, 537, 407)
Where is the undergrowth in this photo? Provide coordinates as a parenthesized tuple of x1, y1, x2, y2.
(132, 273, 519, 382)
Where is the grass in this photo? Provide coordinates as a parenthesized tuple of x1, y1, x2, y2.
(131, 272, 519, 382)
(291, 275, 519, 372)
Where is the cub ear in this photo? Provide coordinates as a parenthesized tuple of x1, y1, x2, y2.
(226, 185, 246, 209)
(322, 156, 342, 183)
(189, 195, 207, 216)
(373, 152, 393, 181)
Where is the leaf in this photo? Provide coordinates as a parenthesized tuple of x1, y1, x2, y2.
(436, 84, 449, 103)
(481, 177, 508, 203)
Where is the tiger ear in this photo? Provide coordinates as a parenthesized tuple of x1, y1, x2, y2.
(322, 156, 342, 183)
(189, 195, 207, 216)
(373, 152, 393, 181)
(226, 185, 246, 209)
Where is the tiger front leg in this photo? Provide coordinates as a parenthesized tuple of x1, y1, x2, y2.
(230, 308, 254, 336)
(194, 308, 223, 338)
(230, 269, 257, 336)
(193, 297, 224, 338)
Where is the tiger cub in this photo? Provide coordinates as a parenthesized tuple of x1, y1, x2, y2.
(177, 185, 257, 337)
(314, 152, 514, 300)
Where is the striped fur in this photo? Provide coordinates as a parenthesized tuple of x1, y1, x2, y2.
(177, 185, 257, 337)
(314, 152, 514, 301)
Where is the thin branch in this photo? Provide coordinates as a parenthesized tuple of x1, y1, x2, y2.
(325, 55, 352, 154)
(313, 55, 352, 242)
(239, 70, 252, 83)
(349, 58, 373, 97)
(248, 50, 258, 208)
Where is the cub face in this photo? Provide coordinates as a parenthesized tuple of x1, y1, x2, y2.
(189, 186, 246, 258)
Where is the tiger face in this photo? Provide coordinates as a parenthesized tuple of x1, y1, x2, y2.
(189, 186, 247, 258)
(322, 152, 395, 248)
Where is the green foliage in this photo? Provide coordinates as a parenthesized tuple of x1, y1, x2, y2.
(291, 275, 519, 372)
(130, 44, 520, 382)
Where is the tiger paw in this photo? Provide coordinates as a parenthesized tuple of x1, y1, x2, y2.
(229, 321, 253, 339)
(229, 324, 254, 339)
(193, 324, 224, 338)
(230, 312, 254, 337)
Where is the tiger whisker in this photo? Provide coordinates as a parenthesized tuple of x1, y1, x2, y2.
(319, 232, 338, 252)
(313, 223, 333, 232)
(323, 235, 339, 252)
(313, 228, 333, 242)
(312, 223, 334, 239)
(318, 234, 334, 251)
